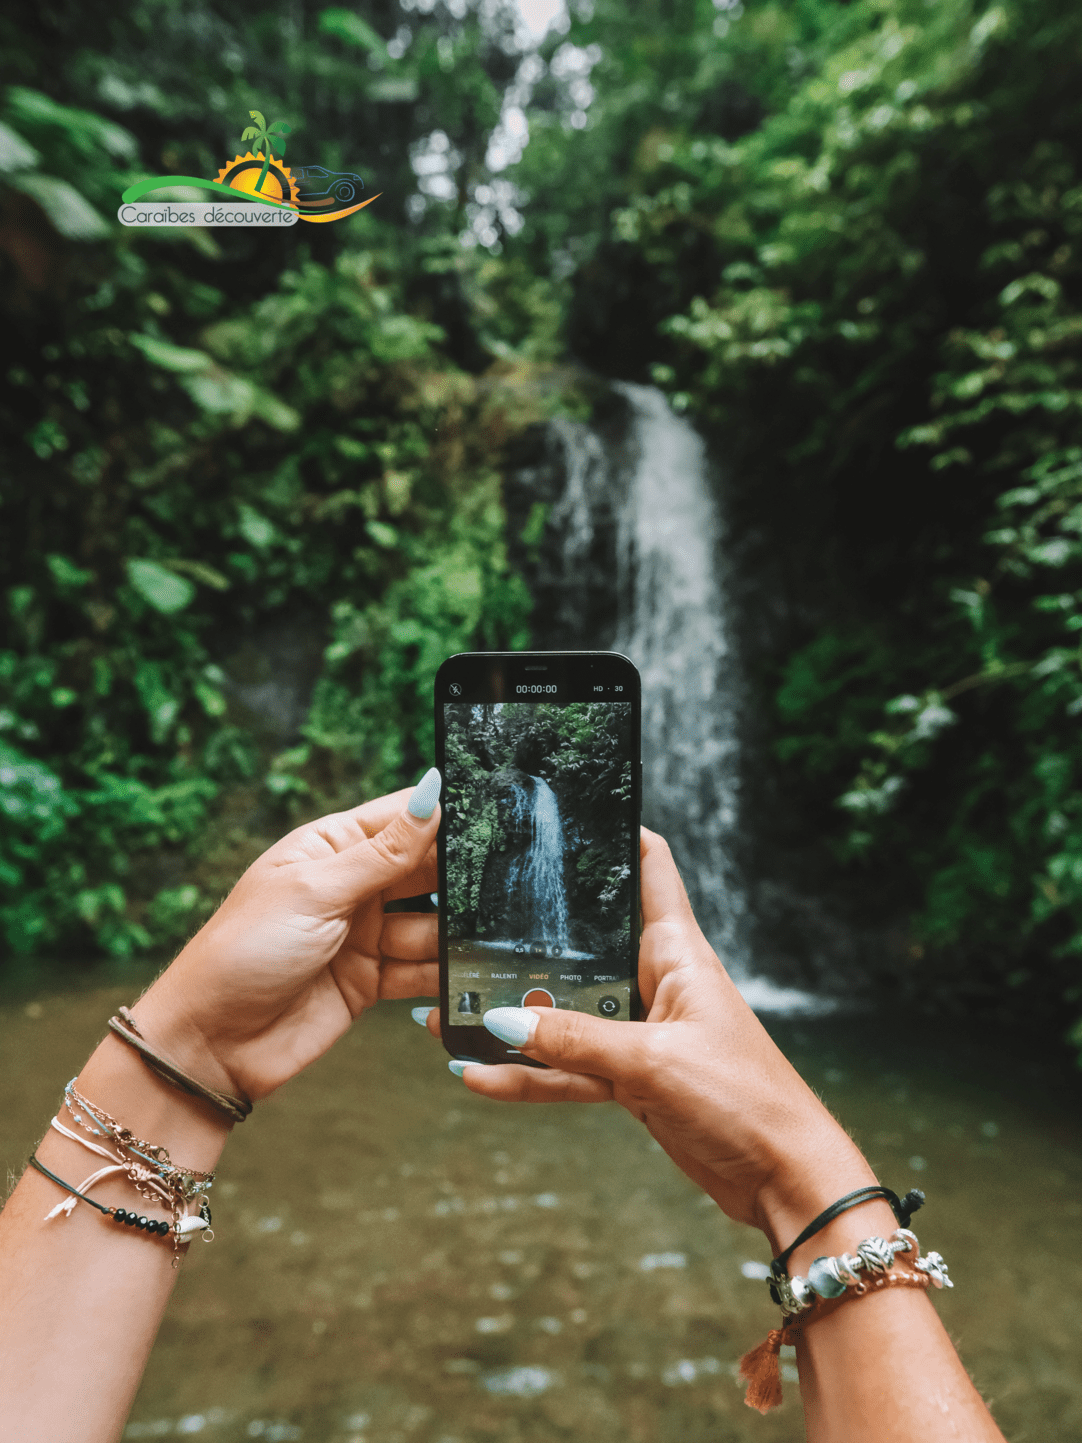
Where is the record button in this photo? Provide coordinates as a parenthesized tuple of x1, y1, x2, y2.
(522, 988, 555, 1008)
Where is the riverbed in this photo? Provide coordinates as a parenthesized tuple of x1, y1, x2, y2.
(3, 984, 1080, 1442)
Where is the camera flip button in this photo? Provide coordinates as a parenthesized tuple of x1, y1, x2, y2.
(597, 996, 621, 1017)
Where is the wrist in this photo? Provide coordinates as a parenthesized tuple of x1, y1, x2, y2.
(73, 1033, 232, 1176)
(129, 962, 247, 1104)
(753, 1122, 880, 1260)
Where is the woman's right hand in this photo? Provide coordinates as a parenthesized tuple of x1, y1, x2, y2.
(430, 827, 880, 1252)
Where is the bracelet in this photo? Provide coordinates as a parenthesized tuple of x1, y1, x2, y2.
(62, 1081, 216, 1265)
(64, 1081, 215, 1198)
(769, 1225, 952, 1316)
(769, 1184, 925, 1290)
(107, 1007, 252, 1124)
(28, 1154, 211, 1252)
(740, 1226, 952, 1414)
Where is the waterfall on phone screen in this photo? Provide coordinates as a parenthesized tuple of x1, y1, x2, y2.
(507, 776, 570, 948)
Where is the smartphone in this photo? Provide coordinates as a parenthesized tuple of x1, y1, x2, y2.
(435, 651, 642, 1066)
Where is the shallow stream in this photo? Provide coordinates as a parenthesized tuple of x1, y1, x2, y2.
(3, 986, 1080, 1442)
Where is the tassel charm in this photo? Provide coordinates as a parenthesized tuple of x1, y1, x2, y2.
(738, 1326, 789, 1413)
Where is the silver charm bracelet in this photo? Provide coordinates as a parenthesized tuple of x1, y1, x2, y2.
(769, 1227, 953, 1317)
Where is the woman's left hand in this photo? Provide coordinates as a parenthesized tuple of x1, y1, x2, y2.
(130, 771, 441, 1104)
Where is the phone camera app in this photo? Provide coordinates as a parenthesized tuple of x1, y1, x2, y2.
(597, 995, 621, 1017)
(457, 991, 481, 1014)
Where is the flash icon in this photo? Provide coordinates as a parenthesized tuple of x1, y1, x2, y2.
(449, 683, 462, 696)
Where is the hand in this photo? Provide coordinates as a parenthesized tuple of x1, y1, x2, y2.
(425, 827, 875, 1249)
(134, 770, 442, 1106)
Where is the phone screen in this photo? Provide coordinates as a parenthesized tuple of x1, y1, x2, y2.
(436, 652, 641, 1062)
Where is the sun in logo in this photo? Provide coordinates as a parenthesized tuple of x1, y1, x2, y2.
(215, 111, 299, 207)
(215, 152, 300, 206)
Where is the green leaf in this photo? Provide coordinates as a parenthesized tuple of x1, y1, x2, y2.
(366, 520, 398, 548)
(237, 504, 277, 549)
(318, 7, 388, 54)
(0, 120, 39, 173)
(129, 333, 212, 374)
(164, 559, 230, 591)
(7, 174, 107, 240)
(248, 110, 266, 129)
(46, 554, 92, 590)
(125, 559, 196, 614)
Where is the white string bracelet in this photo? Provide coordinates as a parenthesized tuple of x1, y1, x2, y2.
(43, 1117, 174, 1220)
(42, 1114, 210, 1241)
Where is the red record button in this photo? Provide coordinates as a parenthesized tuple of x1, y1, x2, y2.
(522, 988, 555, 1008)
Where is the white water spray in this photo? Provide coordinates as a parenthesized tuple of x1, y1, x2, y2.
(506, 776, 570, 947)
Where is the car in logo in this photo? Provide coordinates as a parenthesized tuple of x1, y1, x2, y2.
(290, 166, 365, 205)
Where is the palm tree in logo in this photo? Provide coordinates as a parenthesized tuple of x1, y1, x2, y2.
(240, 110, 291, 194)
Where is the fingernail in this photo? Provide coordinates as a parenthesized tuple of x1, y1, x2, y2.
(411, 1006, 435, 1027)
(448, 1059, 483, 1077)
(407, 766, 442, 820)
(482, 1007, 538, 1048)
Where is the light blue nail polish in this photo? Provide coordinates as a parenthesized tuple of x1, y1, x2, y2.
(411, 1006, 435, 1027)
(482, 1007, 538, 1048)
(407, 766, 442, 820)
(448, 1059, 483, 1076)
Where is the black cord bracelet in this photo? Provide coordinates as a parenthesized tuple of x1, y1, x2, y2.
(27, 1154, 174, 1238)
(769, 1185, 925, 1292)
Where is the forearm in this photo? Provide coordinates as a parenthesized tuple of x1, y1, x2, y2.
(0, 1033, 231, 1443)
(759, 1165, 1005, 1442)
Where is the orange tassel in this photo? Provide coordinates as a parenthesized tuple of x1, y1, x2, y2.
(738, 1327, 787, 1413)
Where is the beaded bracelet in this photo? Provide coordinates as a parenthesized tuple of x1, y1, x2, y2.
(769, 1225, 952, 1316)
(60, 1081, 216, 1265)
(28, 1154, 211, 1247)
(739, 1227, 953, 1413)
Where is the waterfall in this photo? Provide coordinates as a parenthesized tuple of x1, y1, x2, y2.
(520, 382, 830, 1012)
(507, 776, 570, 947)
(609, 382, 748, 975)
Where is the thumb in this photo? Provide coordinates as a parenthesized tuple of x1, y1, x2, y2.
(483, 1004, 648, 1084)
(320, 767, 441, 912)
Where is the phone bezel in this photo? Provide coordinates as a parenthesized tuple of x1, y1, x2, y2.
(435, 651, 642, 1066)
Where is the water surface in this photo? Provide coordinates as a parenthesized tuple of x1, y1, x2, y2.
(3, 987, 1080, 1442)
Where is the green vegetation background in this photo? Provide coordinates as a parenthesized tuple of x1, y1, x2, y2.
(2, 0, 1081, 1057)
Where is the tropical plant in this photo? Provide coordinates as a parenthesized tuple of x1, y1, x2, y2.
(240, 109, 291, 195)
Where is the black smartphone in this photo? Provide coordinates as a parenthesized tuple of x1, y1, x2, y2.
(435, 651, 642, 1066)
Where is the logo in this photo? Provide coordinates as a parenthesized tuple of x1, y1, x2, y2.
(118, 110, 381, 228)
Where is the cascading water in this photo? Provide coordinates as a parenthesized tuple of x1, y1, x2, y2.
(507, 776, 570, 948)
(609, 381, 748, 974)
(530, 382, 828, 1011)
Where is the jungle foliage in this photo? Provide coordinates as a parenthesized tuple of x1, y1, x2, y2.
(499, 0, 1082, 1036)
(0, 0, 557, 964)
(4, 0, 1082, 1055)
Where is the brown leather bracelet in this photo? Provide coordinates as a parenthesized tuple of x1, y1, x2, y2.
(107, 1007, 252, 1124)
